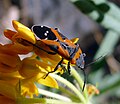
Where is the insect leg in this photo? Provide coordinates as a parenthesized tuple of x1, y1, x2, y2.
(67, 61, 71, 74)
(43, 58, 64, 78)
(81, 69, 87, 92)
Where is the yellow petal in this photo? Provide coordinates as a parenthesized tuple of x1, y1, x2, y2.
(0, 95, 15, 104)
(0, 53, 20, 67)
(0, 44, 13, 55)
(17, 28, 36, 44)
(0, 53, 21, 73)
(34, 58, 55, 72)
(19, 58, 41, 78)
(0, 71, 23, 86)
(4, 43, 33, 54)
(70, 38, 79, 43)
(0, 64, 20, 73)
(37, 73, 59, 89)
(12, 20, 30, 31)
(0, 71, 22, 79)
(4, 29, 17, 40)
(0, 80, 19, 100)
(20, 81, 38, 98)
(86, 84, 100, 95)
(19, 57, 55, 78)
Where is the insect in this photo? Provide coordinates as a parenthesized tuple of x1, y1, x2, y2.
(31, 25, 86, 91)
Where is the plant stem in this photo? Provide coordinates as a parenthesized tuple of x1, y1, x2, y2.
(59, 86, 80, 102)
(46, 99, 83, 104)
(38, 88, 71, 102)
(70, 67, 88, 100)
(16, 98, 46, 104)
(51, 74, 86, 104)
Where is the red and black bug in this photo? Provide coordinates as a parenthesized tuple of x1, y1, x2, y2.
(31, 25, 86, 91)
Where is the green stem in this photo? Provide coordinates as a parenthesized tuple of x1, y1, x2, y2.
(16, 98, 46, 104)
(70, 67, 88, 100)
(46, 99, 83, 104)
(17, 97, 92, 104)
(38, 88, 71, 102)
(51, 74, 86, 104)
(59, 86, 80, 102)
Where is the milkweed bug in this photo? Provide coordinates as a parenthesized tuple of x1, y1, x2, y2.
(31, 25, 86, 91)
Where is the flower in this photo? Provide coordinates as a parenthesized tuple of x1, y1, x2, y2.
(0, 44, 22, 73)
(19, 55, 59, 88)
(86, 84, 99, 95)
(5, 20, 36, 44)
(4, 20, 36, 54)
(0, 80, 20, 99)
(0, 20, 100, 104)
(0, 44, 59, 99)
(0, 44, 59, 100)
(0, 20, 61, 101)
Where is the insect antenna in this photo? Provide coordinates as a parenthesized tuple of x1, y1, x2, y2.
(85, 54, 106, 68)
(81, 68, 86, 92)
(82, 54, 106, 91)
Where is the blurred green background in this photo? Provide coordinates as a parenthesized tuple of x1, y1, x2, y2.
(0, 0, 120, 104)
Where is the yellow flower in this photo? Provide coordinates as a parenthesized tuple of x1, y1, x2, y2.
(4, 20, 36, 54)
(19, 55, 59, 89)
(1, 20, 82, 102)
(0, 44, 22, 73)
(86, 84, 100, 95)
(5, 20, 36, 44)
(19, 79, 39, 98)
(0, 43, 59, 100)
(16, 55, 59, 98)
(0, 80, 20, 100)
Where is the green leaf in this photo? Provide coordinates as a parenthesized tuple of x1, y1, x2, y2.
(73, 0, 95, 14)
(98, 72, 120, 94)
(97, 3, 110, 13)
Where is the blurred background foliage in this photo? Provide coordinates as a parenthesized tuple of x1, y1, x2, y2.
(0, 0, 120, 104)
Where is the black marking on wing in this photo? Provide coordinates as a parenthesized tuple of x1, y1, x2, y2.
(32, 25, 57, 40)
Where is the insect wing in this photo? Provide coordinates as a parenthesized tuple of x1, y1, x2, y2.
(54, 28, 67, 40)
(32, 25, 57, 40)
